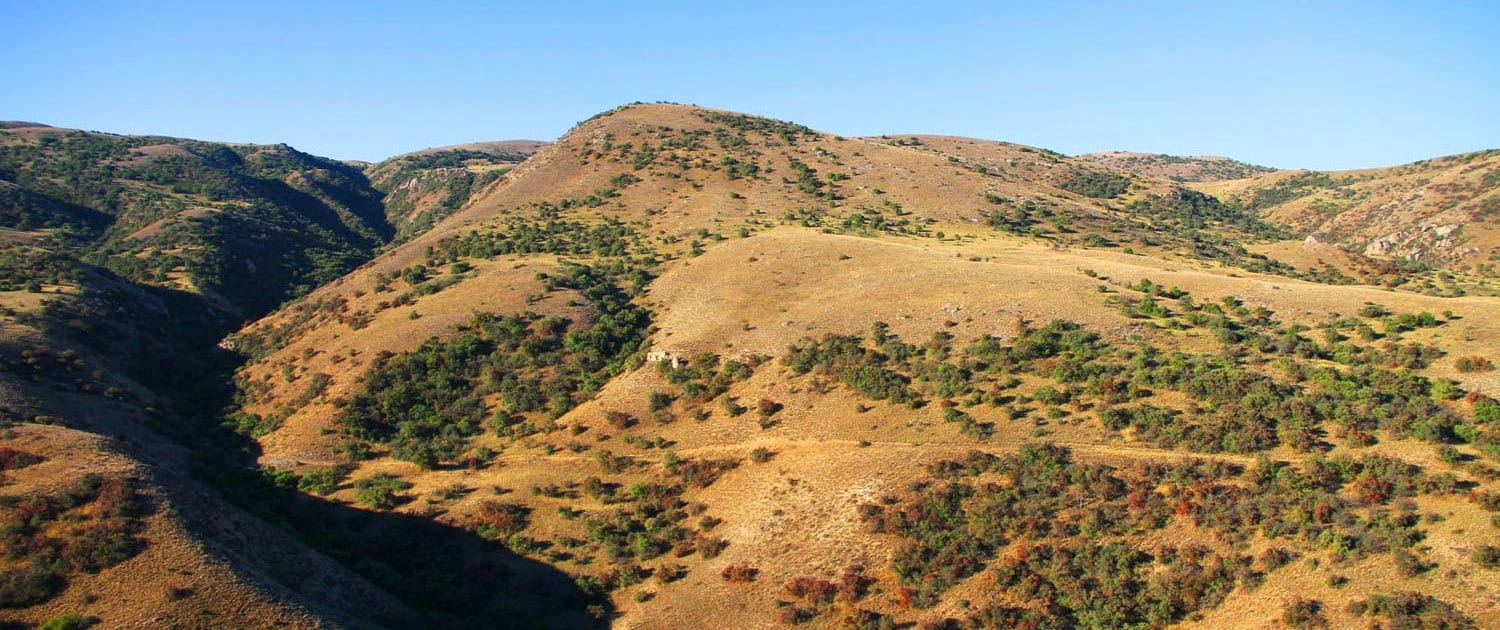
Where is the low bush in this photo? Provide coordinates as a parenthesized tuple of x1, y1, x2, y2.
(353, 473, 411, 510)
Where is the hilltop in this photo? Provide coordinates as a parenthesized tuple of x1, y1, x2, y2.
(1, 103, 1497, 628)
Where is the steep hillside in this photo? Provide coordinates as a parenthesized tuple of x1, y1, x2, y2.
(0, 425, 416, 628)
(226, 103, 1500, 628)
(0, 123, 392, 317)
(1080, 151, 1277, 183)
(365, 140, 545, 242)
(0, 248, 421, 627)
(1193, 151, 1500, 296)
(233, 104, 1322, 464)
(0, 126, 589, 628)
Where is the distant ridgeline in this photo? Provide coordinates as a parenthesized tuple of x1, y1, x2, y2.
(0, 125, 539, 319)
(0, 125, 388, 317)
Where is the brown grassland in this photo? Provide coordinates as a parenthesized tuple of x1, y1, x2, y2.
(3, 103, 1498, 628)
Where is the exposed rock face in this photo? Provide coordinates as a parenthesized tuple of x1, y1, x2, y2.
(1363, 223, 1464, 259)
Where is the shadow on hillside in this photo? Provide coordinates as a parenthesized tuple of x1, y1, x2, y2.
(252, 488, 608, 628)
(47, 277, 610, 627)
(249, 174, 393, 243)
(176, 370, 612, 628)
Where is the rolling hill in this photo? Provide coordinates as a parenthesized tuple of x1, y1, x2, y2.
(3, 103, 1499, 628)
(0, 122, 395, 317)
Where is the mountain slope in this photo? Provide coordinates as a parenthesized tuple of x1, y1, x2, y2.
(0, 126, 584, 628)
(226, 103, 1500, 628)
(365, 140, 545, 242)
(0, 249, 419, 627)
(0, 123, 399, 317)
(1192, 151, 1500, 295)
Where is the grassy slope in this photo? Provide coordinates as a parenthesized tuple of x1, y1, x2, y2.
(0, 127, 573, 627)
(0, 126, 462, 627)
(230, 104, 1500, 628)
(0, 265, 416, 627)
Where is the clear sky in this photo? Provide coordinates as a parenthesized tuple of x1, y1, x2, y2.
(3, 1, 1496, 169)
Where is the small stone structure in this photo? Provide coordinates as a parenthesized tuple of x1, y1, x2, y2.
(646, 350, 681, 369)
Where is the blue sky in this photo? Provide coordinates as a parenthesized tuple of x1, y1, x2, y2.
(3, 1, 1496, 169)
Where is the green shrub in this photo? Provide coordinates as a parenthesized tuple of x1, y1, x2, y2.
(0, 474, 145, 608)
(1280, 596, 1328, 629)
(354, 473, 411, 510)
(1347, 591, 1475, 629)
(1456, 356, 1495, 373)
(1060, 170, 1132, 199)
(39, 613, 98, 630)
(341, 262, 652, 468)
(1475, 544, 1500, 569)
(297, 467, 349, 496)
(37, 615, 98, 630)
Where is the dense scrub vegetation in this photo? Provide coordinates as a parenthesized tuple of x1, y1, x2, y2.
(977, 187, 1310, 281)
(694, 111, 820, 145)
(1243, 171, 1359, 211)
(764, 279, 1499, 625)
(785, 331, 923, 406)
(771, 569, 878, 625)
(783, 284, 1493, 461)
(857, 443, 1470, 628)
(1346, 591, 1475, 629)
(0, 448, 45, 475)
(1059, 169, 1132, 199)
(340, 261, 653, 468)
(432, 215, 641, 261)
(653, 352, 761, 426)
(371, 148, 524, 241)
(0, 474, 148, 608)
(1084, 152, 1276, 183)
(1125, 187, 1289, 240)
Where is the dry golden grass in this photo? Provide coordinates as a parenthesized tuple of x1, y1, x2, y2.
(1, 280, 414, 628)
(11, 103, 1498, 627)
(0, 424, 412, 629)
(221, 103, 1500, 628)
